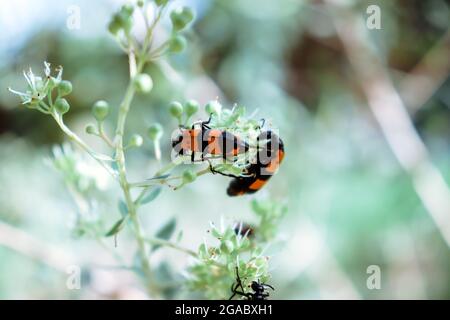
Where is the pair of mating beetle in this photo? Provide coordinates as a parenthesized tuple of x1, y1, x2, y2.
(171, 115, 285, 195)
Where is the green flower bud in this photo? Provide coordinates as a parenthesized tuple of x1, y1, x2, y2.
(48, 76, 60, 89)
(122, 18, 133, 34)
(121, 4, 134, 17)
(133, 74, 153, 93)
(170, 7, 194, 31)
(129, 134, 143, 147)
(205, 100, 222, 115)
(185, 100, 199, 117)
(182, 169, 196, 183)
(169, 101, 183, 118)
(220, 240, 234, 254)
(114, 12, 132, 34)
(85, 123, 97, 135)
(92, 100, 110, 121)
(58, 80, 72, 96)
(108, 17, 122, 35)
(147, 123, 163, 141)
(155, 0, 168, 6)
(168, 35, 187, 53)
(54, 98, 70, 115)
(137, 0, 145, 8)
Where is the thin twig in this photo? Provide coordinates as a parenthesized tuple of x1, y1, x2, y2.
(52, 112, 117, 178)
(145, 237, 198, 258)
(0, 221, 74, 273)
(398, 29, 450, 114)
(325, 2, 450, 247)
(97, 121, 115, 148)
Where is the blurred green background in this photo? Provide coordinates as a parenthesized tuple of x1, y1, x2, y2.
(0, 0, 449, 299)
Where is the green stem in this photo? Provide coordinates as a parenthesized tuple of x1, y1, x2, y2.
(98, 121, 115, 148)
(112, 24, 158, 296)
(52, 113, 117, 178)
(114, 80, 157, 295)
(133, 161, 181, 203)
(129, 179, 170, 189)
(145, 237, 198, 258)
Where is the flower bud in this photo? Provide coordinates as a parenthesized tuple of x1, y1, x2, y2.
(170, 7, 194, 31)
(169, 101, 183, 118)
(155, 0, 168, 6)
(133, 74, 153, 93)
(85, 123, 97, 135)
(129, 134, 143, 147)
(121, 4, 134, 17)
(220, 240, 234, 254)
(168, 35, 186, 53)
(54, 98, 70, 114)
(48, 76, 60, 89)
(108, 18, 122, 35)
(185, 100, 199, 117)
(112, 11, 132, 34)
(92, 100, 110, 121)
(58, 80, 72, 96)
(137, 0, 145, 8)
(182, 169, 196, 183)
(120, 14, 133, 33)
(147, 123, 163, 141)
(205, 100, 222, 115)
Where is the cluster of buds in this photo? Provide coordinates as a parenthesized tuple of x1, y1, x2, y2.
(168, 5, 195, 53)
(108, 1, 195, 56)
(8, 62, 72, 116)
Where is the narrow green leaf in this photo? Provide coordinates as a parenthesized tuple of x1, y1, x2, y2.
(156, 217, 176, 239)
(140, 186, 162, 204)
(118, 200, 128, 216)
(147, 174, 170, 181)
(105, 217, 128, 237)
(152, 217, 176, 252)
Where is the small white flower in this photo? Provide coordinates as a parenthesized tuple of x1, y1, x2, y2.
(8, 61, 64, 108)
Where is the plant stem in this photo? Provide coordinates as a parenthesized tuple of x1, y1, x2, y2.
(97, 121, 115, 148)
(52, 113, 117, 178)
(114, 79, 158, 295)
(145, 237, 198, 258)
(133, 161, 181, 202)
(112, 21, 159, 295)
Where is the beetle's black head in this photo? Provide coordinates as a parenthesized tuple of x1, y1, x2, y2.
(251, 281, 261, 291)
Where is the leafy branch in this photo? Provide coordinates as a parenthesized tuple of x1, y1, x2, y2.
(9, 0, 195, 297)
(8, 0, 286, 299)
